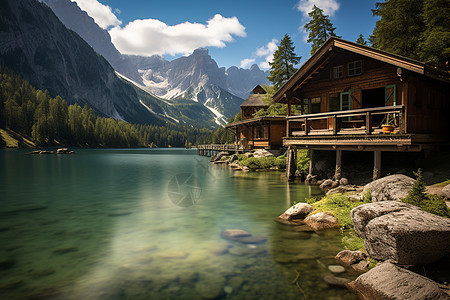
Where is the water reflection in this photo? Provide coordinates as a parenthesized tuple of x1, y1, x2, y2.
(0, 149, 355, 299)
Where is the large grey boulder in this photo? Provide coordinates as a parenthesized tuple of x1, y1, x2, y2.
(351, 201, 450, 265)
(348, 262, 447, 300)
(363, 174, 415, 202)
(253, 149, 274, 158)
(278, 203, 313, 220)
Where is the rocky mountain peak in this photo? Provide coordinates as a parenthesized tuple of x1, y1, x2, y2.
(192, 48, 209, 56)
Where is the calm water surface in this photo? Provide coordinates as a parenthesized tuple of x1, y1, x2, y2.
(0, 148, 357, 299)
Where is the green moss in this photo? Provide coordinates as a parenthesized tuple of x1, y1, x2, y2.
(341, 229, 365, 251)
(310, 194, 369, 229)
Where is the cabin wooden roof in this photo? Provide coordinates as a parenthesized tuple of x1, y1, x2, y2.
(253, 85, 267, 94)
(273, 37, 450, 103)
(240, 94, 269, 108)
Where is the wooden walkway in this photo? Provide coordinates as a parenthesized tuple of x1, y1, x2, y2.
(197, 144, 244, 157)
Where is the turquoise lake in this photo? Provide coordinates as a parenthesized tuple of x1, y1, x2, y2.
(0, 148, 358, 299)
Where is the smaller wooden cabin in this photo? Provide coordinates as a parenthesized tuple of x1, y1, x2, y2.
(226, 86, 286, 149)
(240, 85, 269, 120)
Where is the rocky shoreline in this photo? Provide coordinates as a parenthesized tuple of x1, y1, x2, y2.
(275, 174, 450, 299)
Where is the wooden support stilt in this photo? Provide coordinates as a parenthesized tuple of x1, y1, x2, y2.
(286, 146, 297, 181)
(308, 149, 315, 176)
(335, 150, 342, 181)
(373, 150, 381, 181)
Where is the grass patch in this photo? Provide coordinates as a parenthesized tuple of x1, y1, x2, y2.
(433, 179, 450, 188)
(308, 194, 369, 229)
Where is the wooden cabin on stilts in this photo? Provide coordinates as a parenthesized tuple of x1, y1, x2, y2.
(271, 37, 450, 181)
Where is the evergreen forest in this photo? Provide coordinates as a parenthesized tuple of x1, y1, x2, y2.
(0, 66, 213, 148)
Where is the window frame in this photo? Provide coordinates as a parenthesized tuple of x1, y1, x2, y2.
(332, 65, 343, 79)
(348, 60, 362, 77)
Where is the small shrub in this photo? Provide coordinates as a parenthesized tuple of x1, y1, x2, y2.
(241, 157, 262, 169)
(238, 154, 247, 161)
(297, 149, 310, 175)
(402, 169, 450, 217)
(275, 156, 286, 169)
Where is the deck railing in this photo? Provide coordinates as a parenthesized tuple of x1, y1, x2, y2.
(286, 105, 405, 137)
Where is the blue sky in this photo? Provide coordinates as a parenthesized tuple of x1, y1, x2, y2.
(73, 0, 380, 70)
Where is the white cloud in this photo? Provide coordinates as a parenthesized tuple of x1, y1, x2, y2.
(255, 39, 278, 70)
(296, 0, 340, 17)
(109, 14, 246, 57)
(240, 58, 255, 69)
(72, 0, 121, 29)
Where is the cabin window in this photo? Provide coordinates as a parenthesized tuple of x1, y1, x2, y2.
(253, 126, 268, 139)
(329, 94, 340, 112)
(332, 66, 343, 79)
(311, 97, 321, 114)
(348, 61, 362, 76)
(302, 99, 310, 114)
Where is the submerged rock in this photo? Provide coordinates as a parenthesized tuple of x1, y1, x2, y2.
(229, 276, 244, 290)
(235, 235, 266, 244)
(348, 262, 447, 300)
(220, 229, 251, 241)
(328, 265, 345, 274)
(351, 201, 450, 265)
(323, 275, 351, 287)
(195, 275, 226, 299)
(304, 212, 339, 231)
(363, 174, 414, 202)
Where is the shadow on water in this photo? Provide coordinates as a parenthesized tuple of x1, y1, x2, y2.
(0, 149, 357, 299)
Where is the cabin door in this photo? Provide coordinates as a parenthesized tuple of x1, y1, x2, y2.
(340, 91, 352, 120)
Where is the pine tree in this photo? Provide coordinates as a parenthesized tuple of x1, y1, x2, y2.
(267, 34, 301, 89)
(419, 0, 450, 69)
(304, 5, 340, 55)
(356, 34, 367, 46)
(371, 0, 424, 60)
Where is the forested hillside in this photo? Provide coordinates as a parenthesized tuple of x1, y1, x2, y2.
(0, 66, 212, 148)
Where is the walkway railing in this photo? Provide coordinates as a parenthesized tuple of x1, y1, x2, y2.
(197, 144, 244, 156)
(286, 105, 405, 137)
